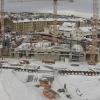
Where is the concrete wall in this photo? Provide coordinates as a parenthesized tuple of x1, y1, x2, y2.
(34, 54, 59, 61)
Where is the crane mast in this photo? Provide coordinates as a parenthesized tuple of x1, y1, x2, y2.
(88, 0, 99, 65)
(92, 0, 98, 43)
(52, 0, 74, 43)
(0, 0, 4, 39)
(51, 0, 58, 44)
(53, 0, 58, 37)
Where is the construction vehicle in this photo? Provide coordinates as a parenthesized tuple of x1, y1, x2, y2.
(43, 88, 60, 100)
(39, 77, 50, 88)
(39, 75, 54, 88)
(39, 75, 56, 100)
(19, 59, 30, 64)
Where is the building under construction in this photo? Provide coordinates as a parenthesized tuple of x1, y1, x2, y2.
(0, 0, 100, 65)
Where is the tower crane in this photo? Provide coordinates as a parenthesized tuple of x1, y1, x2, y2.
(51, 0, 58, 44)
(88, 0, 99, 65)
(52, 0, 74, 43)
(53, 0, 58, 37)
(0, 0, 4, 40)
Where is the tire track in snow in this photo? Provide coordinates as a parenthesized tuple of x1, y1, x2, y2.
(1, 77, 13, 100)
(0, 70, 12, 100)
(2, 84, 13, 100)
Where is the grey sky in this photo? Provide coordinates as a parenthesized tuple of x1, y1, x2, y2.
(4, 0, 99, 15)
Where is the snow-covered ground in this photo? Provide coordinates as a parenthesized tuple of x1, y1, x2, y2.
(0, 70, 46, 100)
(52, 75, 100, 100)
(0, 58, 100, 100)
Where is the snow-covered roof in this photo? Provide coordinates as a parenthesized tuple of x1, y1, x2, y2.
(13, 19, 31, 23)
(13, 18, 67, 23)
(16, 41, 51, 51)
(59, 22, 75, 32)
(59, 27, 75, 32)
(62, 22, 76, 27)
(13, 17, 84, 23)
(80, 27, 92, 33)
(49, 46, 70, 52)
(67, 17, 84, 22)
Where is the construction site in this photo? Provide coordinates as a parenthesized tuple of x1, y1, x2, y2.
(0, 0, 100, 100)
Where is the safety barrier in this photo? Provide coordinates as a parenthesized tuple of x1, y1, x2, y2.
(58, 70, 100, 76)
(0, 66, 100, 76)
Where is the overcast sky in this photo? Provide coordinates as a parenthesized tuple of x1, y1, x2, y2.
(3, 0, 100, 16)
